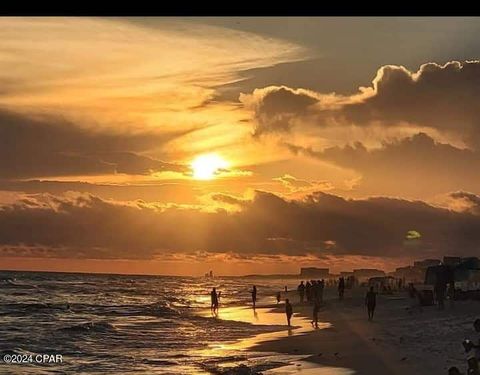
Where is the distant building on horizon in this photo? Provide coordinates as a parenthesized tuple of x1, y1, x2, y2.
(205, 270, 214, 278)
(353, 268, 385, 281)
(414, 259, 441, 268)
(392, 265, 424, 283)
(300, 267, 330, 278)
(443, 256, 462, 266)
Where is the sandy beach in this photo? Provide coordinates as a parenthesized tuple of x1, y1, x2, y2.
(240, 287, 479, 375)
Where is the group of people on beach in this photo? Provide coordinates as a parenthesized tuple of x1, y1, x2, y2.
(448, 319, 480, 375)
(209, 280, 479, 375)
(297, 278, 376, 323)
(210, 285, 258, 315)
(296, 280, 325, 328)
(297, 279, 326, 304)
(210, 277, 376, 325)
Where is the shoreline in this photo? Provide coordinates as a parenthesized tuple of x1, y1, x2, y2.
(241, 288, 477, 375)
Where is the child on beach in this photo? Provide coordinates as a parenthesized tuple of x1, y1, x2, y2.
(311, 299, 320, 328)
(285, 299, 293, 326)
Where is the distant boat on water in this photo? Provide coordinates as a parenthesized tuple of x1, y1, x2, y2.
(205, 270, 214, 278)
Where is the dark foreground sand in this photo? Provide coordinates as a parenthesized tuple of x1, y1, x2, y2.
(252, 287, 479, 375)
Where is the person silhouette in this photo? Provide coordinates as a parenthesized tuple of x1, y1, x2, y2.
(312, 299, 320, 328)
(297, 281, 305, 303)
(338, 277, 345, 300)
(251, 285, 257, 309)
(276, 291, 281, 304)
(285, 298, 293, 326)
(305, 281, 311, 302)
(434, 278, 446, 310)
(211, 287, 219, 315)
(365, 286, 377, 321)
(319, 279, 325, 303)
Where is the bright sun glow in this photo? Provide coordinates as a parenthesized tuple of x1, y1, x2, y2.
(191, 154, 229, 180)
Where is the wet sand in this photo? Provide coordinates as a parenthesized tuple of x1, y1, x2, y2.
(197, 287, 477, 374)
(250, 288, 476, 375)
(197, 298, 359, 374)
(254, 298, 408, 375)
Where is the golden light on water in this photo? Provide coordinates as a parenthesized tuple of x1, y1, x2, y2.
(191, 153, 229, 180)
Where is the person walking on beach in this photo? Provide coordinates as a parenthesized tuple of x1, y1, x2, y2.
(319, 279, 325, 304)
(211, 287, 219, 315)
(434, 279, 447, 310)
(338, 277, 345, 300)
(285, 298, 293, 326)
(305, 281, 312, 303)
(408, 283, 423, 313)
(251, 285, 257, 309)
(312, 280, 318, 302)
(365, 286, 377, 321)
(297, 281, 305, 303)
(448, 281, 455, 309)
(276, 291, 281, 304)
(311, 299, 320, 328)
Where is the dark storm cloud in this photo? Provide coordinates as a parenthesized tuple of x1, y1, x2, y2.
(289, 133, 480, 197)
(244, 61, 480, 147)
(242, 86, 318, 136)
(0, 180, 201, 205)
(338, 61, 480, 146)
(0, 109, 188, 179)
(1, 190, 479, 260)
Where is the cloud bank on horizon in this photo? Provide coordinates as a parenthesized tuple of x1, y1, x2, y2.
(1, 190, 479, 261)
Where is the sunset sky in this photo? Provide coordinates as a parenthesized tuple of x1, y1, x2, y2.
(1, 17, 480, 275)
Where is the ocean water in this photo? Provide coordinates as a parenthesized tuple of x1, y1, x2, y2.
(0, 271, 303, 374)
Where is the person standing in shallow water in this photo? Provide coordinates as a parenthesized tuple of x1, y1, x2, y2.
(285, 298, 293, 326)
(211, 287, 219, 315)
(365, 286, 377, 321)
(251, 285, 257, 309)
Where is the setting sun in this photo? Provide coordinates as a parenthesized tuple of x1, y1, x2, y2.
(191, 153, 229, 180)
